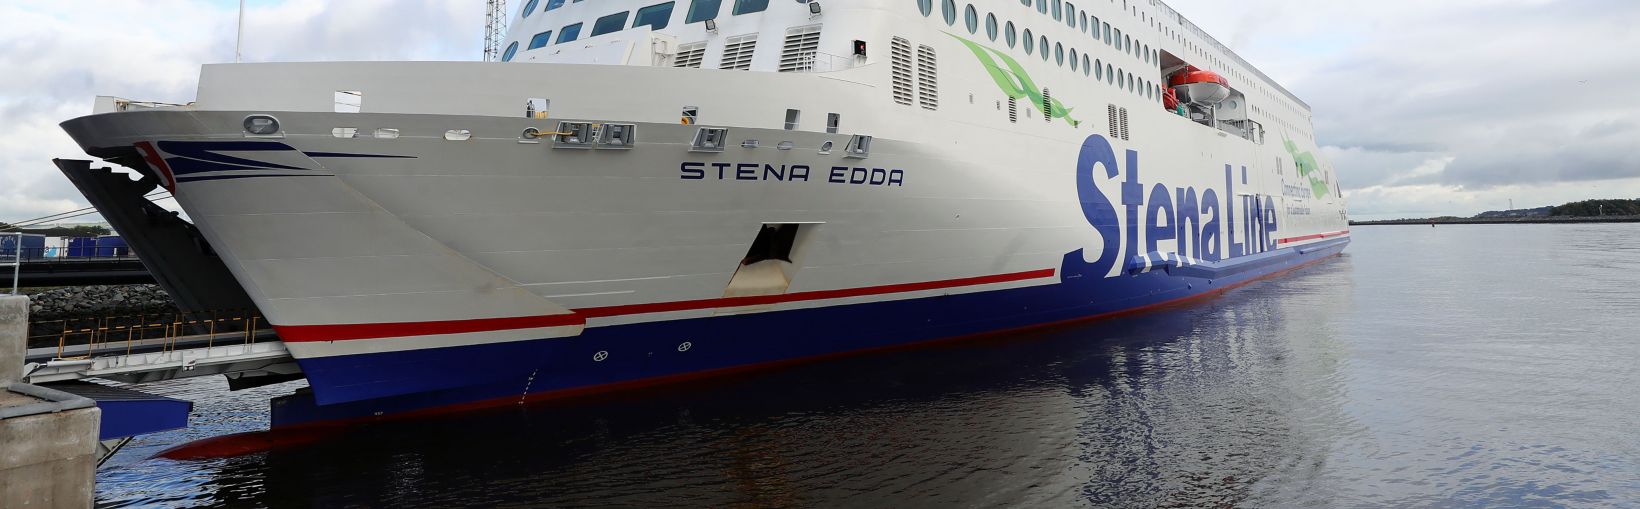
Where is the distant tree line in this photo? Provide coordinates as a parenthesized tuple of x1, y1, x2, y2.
(0, 223, 112, 237)
(1550, 199, 1640, 217)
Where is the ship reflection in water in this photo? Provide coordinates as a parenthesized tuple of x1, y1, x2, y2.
(97, 225, 1640, 508)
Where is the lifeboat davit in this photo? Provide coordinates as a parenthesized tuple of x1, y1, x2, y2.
(1169, 67, 1230, 106)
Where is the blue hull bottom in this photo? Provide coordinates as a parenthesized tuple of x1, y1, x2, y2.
(272, 238, 1349, 428)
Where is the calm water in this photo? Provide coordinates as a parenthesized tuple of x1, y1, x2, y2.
(95, 224, 1640, 508)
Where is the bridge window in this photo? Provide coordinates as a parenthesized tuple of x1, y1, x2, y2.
(733, 0, 769, 15)
(528, 30, 554, 50)
(556, 23, 582, 43)
(686, 0, 721, 23)
(521, 0, 540, 17)
(501, 41, 519, 61)
(633, 2, 675, 30)
(591, 11, 630, 37)
(546, 0, 566, 12)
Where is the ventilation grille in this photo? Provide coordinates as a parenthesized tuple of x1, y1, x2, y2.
(778, 25, 823, 72)
(891, 37, 913, 106)
(1107, 104, 1119, 139)
(1008, 96, 1018, 123)
(720, 34, 758, 70)
(1119, 107, 1130, 140)
(674, 42, 706, 68)
(1042, 88, 1052, 122)
(916, 45, 938, 110)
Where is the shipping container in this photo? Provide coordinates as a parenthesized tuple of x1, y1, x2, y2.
(66, 237, 98, 258)
(96, 235, 130, 257)
(0, 233, 46, 261)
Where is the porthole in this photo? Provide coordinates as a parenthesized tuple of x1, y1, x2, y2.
(1055, 42, 1064, 65)
(1005, 21, 1017, 47)
(1039, 36, 1049, 61)
(501, 41, 519, 62)
(1036, 0, 1047, 14)
(1069, 48, 1078, 70)
(1082, 54, 1091, 76)
(1051, 0, 1062, 20)
(521, 0, 541, 18)
(964, 4, 978, 33)
(917, 0, 932, 16)
(1079, 11, 1087, 32)
(1020, 0, 1030, 5)
(985, 13, 998, 41)
(1023, 29, 1034, 54)
(1095, 59, 1102, 79)
(941, 0, 956, 25)
(1143, 44, 1150, 63)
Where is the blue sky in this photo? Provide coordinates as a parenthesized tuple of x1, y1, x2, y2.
(3, 0, 1639, 223)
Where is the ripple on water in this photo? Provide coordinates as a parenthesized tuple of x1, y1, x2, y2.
(96, 225, 1640, 507)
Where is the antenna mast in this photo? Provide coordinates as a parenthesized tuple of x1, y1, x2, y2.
(484, 0, 508, 62)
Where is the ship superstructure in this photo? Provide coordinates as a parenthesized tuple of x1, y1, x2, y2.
(57, 0, 1347, 426)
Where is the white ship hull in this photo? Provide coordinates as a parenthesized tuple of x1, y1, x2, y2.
(60, 0, 1347, 424)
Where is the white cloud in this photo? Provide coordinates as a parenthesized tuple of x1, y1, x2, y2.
(1169, 0, 1640, 218)
(0, 0, 480, 225)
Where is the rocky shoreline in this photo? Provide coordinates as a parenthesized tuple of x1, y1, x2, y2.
(22, 284, 179, 322)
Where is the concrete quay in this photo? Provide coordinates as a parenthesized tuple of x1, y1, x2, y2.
(2, 294, 100, 508)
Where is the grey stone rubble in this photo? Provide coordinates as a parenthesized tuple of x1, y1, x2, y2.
(23, 284, 178, 321)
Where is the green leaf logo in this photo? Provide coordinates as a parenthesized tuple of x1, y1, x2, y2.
(1283, 136, 1330, 199)
(947, 33, 1078, 126)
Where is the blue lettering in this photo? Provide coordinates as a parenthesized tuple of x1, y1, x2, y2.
(1201, 189, 1222, 261)
(680, 161, 704, 180)
(1061, 135, 1122, 280)
(829, 166, 847, 183)
(1145, 183, 1175, 266)
(1176, 187, 1200, 260)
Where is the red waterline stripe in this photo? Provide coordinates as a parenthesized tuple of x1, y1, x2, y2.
(574, 268, 1059, 318)
(1277, 229, 1350, 245)
(275, 313, 586, 343)
(160, 250, 1346, 454)
(272, 268, 1058, 342)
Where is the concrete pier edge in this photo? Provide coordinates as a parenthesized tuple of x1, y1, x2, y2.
(2, 294, 101, 507)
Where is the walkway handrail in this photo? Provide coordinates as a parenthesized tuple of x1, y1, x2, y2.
(5, 231, 21, 294)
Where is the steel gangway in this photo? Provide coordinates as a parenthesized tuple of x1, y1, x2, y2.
(21, 310, 297, 385)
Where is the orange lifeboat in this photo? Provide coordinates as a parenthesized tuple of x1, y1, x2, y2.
(1169, 66, 1230, 105)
